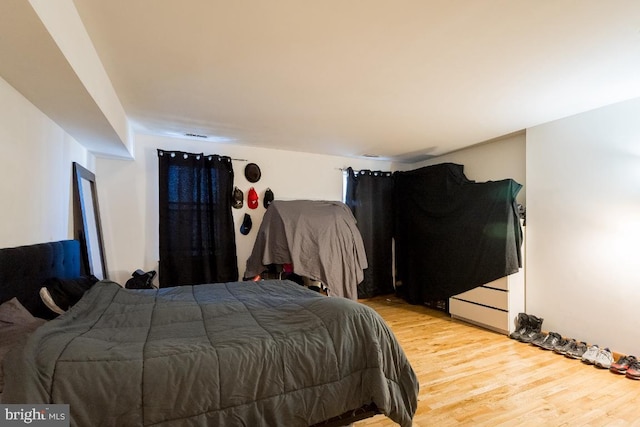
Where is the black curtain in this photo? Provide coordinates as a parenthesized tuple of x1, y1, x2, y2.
(394, 163, 523, 304)
(345, 168, 395, 298)
(158, 150, 238, 286)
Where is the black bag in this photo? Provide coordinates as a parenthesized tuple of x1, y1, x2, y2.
(125, 269, 157, 289)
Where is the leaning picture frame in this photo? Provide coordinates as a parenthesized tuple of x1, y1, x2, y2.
(72, 162, 107, 280)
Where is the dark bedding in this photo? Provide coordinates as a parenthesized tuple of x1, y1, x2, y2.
(0, 298, 46, 394)
(3, 280, 418, 426)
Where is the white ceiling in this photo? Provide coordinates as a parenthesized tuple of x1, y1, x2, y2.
(7, 1, 640, 162)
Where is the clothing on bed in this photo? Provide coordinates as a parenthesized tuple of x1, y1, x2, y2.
(244, 200, 368, 300)
(39, 274, 99, 315)
(3, 280, 418, 426)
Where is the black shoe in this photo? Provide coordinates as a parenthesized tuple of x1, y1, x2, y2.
(550, 337, 569, 353)
(554, 338, 577, 355)
(530, 332, 549, 347)
(518, 314, 543, 343)
(540, 332, 563, 350)
(565, 341, 588, 359)
(509, 313, 529, 340)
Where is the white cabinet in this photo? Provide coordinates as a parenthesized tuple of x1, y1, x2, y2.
(449, 269, 524, 335)
(449, 221, 525, 334)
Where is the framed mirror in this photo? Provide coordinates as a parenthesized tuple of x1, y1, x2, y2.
(73, 162, 108, 280)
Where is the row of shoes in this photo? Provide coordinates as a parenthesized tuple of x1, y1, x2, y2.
(509, 313, 640, 380)
(583, 345, 640, 380)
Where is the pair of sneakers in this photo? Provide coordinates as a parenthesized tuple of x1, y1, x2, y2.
(532, 333, 588, 359)
(625, 360, 640, 380)
(581, 345, 614, 369)
(539, 332, 564, 351)
(553, 338, 588, 359)
(610, 355, 638, 376)
(531, 331, 564, 351)
(564, 341, 588, 359)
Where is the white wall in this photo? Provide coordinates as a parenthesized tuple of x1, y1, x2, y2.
(30, 0, 132, 155)
(527, 96, 640, 355)
(96, 133, 392, 285)
(0, 76, 92, 248)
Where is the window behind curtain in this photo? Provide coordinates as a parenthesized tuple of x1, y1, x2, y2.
(158, 150, 238, 286)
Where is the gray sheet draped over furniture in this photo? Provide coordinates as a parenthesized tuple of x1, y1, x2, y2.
(344, 168, 395, 299)
(3, 280, 418, 426)
(244, 200, 368, 300)
(394, 163, 523, 304)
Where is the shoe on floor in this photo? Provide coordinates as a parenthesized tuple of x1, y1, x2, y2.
(509, 313, 529, 340)
(611, 355, 638, 374)
(625, 360, 640, 380)
(565, 341, 588, 359)
(540, 332, 563, 351)
(594, 348, 614, 368)
(554, 338, 577, 355)
(530, 332, 549, 347)
(517, 314, 544, 343)
(550, 336, 569, 353)
(594, 348, 614, 369)
(581, 344, 600, 364)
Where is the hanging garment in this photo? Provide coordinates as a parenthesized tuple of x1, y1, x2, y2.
(394, 163, 522, 303)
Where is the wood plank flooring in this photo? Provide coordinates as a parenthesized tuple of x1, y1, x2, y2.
(356, 295, 640, 427)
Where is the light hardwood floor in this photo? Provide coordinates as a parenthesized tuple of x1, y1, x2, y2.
(356, 295, 640, 427)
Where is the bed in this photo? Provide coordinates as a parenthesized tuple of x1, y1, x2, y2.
(1, 240, 418, 426)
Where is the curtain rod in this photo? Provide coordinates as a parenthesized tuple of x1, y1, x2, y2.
(338, 167, 393, 175)
(157, 149, 248, 162)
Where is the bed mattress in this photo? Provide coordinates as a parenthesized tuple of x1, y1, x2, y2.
(3, 280, 418, 426)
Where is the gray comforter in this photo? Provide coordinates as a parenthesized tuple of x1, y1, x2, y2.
(3, 280, 418, 426)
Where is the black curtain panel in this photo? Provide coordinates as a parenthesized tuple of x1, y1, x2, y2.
(393, 163, 523, 304)
(158, 150, 238, 286)
(345, 168, 395, 298)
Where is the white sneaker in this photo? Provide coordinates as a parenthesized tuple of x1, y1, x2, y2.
(594, 348, 614, 369)
(39, 287, 65, 315)
(581, 344, 600, 364)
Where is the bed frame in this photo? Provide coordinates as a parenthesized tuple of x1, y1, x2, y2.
(0, 240, 81, 319)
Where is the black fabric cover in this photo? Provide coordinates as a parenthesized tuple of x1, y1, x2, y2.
(345, 168, 395, 299)
(394, 163, 522, 303)
(0, 240, 81, 319)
